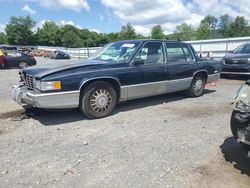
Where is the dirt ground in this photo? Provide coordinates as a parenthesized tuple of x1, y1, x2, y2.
(0, 58, 250, 187)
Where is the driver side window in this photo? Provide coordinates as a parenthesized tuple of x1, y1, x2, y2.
(135, 42, 164, 65)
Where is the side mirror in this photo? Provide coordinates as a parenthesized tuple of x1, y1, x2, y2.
(133, 58, 144, 66)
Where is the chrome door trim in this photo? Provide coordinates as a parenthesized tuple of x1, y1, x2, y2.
(120, 77, 193, 101)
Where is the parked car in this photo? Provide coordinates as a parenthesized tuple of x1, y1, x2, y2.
(0, 46, 17, 51)
(51, 51, 70, 59)
(31, 50, 46, 57)
(43, 50, 54, 58)
(230, 80, 250, 157)
(3, 51, 37, 69)
(221, 43, 250, 76)
(18, 47, 32, 54)
(11, 40, 221, 118)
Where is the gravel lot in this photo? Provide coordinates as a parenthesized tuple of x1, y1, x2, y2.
(0, 57, 250, 187)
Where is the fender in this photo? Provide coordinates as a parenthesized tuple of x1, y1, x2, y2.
(192, 69, 208, 79)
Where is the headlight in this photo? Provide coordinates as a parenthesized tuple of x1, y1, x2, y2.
(248, 58, 250, 63)
(233, 84, 250, 106)
(36, 81, 61, 91)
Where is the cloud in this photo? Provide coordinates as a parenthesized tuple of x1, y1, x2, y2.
(32, 19, 48, 32)
(0, 24, 6, 33)
(24, 0, 89, 12)
(100, 15, 104, 21)
(90, 29, 101, 33)
(22, 4, 36, 14)
(133, 25, 151, 36)
(101, 0, 250, 36)
(59, 20, 82, 29)
(32, 19, 83, 33)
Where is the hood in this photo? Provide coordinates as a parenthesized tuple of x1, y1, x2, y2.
(23, 59, 108, 79)
(224, 53, 250, 59)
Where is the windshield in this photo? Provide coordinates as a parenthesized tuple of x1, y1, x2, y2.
(89, 41, 142, 63)
(234, 44, 250, 54)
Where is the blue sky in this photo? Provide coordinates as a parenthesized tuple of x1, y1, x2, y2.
(0, 0, 249, 36)
(0, 0, 122, 34)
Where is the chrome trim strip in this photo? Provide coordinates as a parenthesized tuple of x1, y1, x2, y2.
(120, 77, 193, 101)
(28, 90, 80, 97)
(193, 69, 208, 77)
(121, 77, 193, 88)
(79, 76, 121, 91)
(221, 72, 250, 75)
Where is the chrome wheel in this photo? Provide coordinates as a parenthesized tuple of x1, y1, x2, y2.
(193, 78, 203, 93)
(187, 74, 205, 97)
(90, 89, 112, 113)
(18, 61, 28, 69)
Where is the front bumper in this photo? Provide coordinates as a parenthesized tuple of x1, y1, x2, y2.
(11, 85, 80, 109)
(221, 64, 250, 75)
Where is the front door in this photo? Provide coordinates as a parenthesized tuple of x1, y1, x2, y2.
(127, 41, 167, 99)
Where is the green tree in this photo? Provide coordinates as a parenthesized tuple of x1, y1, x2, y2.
(201, 15, 218, 30)
(62, 30, 83, 48)
(60, 24, 84, 47)
(174, 23, 195, 41)
(227, 16, 250, 37)
(219, 14, 232, 37)
(118, 23, 137, 40)
(106, 32, 119, 42)
(151, 25, 165, 39)
(0, 32, 7, 44)
(36, 21, 61, 46)
(196, 22, 210, 39)
(5, 16, 36, 45)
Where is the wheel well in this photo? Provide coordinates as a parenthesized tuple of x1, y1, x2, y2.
(18, 60, 28, 64)
(193, 71, 208, 81)
(80, 78, 121, 100)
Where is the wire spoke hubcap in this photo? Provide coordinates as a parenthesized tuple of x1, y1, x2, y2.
(90, 89, 112, 113)
(194, 79, 203, 93)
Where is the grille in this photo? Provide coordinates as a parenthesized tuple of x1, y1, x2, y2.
(225, 59, 248, 65)
(24, 75, 35, 90)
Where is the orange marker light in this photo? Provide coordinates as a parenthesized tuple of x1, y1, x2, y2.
(53, 81, 61, 90)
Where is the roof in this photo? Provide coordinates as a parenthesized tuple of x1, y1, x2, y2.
(118, 39, 186, 44)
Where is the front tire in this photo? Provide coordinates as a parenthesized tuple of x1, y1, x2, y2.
(79, 81, 117, 119)
(187, 74, 206, 97)
(18, 61, 28, 69)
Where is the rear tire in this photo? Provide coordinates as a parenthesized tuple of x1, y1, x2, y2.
(79, 81, 117, 119)
(18, 61, 28, 69)
(187, 74, 206, 97)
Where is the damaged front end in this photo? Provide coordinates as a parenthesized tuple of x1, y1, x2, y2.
(231, 81, 250, 156)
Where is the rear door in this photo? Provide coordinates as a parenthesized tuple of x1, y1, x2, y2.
(4, 52, 21, 67)
(165, 43, 197, 92)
